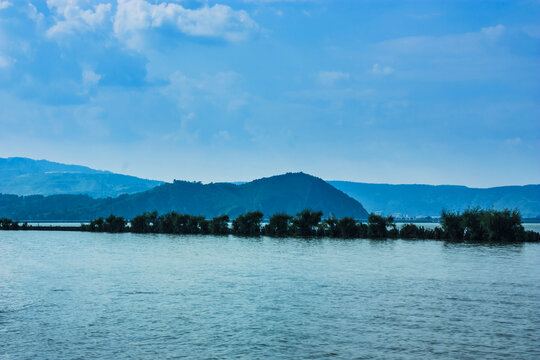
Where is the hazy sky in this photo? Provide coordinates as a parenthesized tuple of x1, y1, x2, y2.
(0, 0, 539, 186)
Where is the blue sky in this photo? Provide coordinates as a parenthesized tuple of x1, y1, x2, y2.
(0, 0, 539, 186)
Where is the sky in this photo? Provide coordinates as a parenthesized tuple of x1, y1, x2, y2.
(0, 0, 539, 187)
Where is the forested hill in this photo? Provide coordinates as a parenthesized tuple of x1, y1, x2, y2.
(329, 181, 540, 218)
(0, 173, 369, 221)
(3, 157, 537, 219)
(0, 157, 163, 198)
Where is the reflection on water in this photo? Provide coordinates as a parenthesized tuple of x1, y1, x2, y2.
(1, 231, 539, 359)
(22, 222, 540, 234)
(25, 222, 87, 227)
(399, 222, 540, 233)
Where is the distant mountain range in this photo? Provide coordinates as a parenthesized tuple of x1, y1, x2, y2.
(1, 157, 539, 219)
(328, 181, 540, 218)
(0, 172, 368, 220)
(0, 157, 163, 198)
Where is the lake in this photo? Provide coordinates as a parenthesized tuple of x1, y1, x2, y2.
(1, 231, 539, 359)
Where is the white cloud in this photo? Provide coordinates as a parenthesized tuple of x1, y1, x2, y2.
(481, 24, 505, 41)
(522, 25, 540, 39)
(0, 55, 13, 68)
(46, 0, 112, 38)
(114, 0, 258, 44)
(82, 69, 101, 87)
(371, 64, 394, 75)
(287, 87, 373, 102)
(378, 25, 507, 56)
(243, 0, 316, 3)
(316, 71, 350, 85)
(214, 130, 231, 141)
(27, 3, 45, 23)
(165, 71, 249, 112)
(504, 137, 522, 146)
(0, 1, 11, 10)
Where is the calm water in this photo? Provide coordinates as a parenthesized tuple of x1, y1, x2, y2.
(1, 232, 539, 359)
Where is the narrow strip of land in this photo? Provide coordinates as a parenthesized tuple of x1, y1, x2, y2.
(2, 209, 539, 242)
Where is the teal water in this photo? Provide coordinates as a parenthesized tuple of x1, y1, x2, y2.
(1, 231, 539, 359)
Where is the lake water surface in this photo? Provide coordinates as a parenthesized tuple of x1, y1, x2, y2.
(1, 231, 539, 359)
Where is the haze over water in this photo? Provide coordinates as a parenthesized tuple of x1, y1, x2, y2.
(1, 231, 539, 359)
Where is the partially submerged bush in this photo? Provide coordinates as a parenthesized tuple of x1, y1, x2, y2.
(5, 207, 537, 242)
(441, 208, 538, 242)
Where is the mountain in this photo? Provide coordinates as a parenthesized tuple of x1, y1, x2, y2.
(328, 181, 540, 218)
(0, 173, 369, 221)
(0, 157, 163, 198)
(0, 157, 104, 175)
(3, 157, 537, 219)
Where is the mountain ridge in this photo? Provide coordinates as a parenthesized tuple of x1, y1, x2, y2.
(0, 157, 108, 175)
(0, 172, 369, 220)
(0, 157, 163, 198)
(328, 181, 540, 218)
(1, 157, 538, 218)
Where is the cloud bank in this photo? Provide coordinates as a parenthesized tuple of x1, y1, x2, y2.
(46, 0, 112, 38)
(40, 0, 259, 44)
(114, 0, 258, 43)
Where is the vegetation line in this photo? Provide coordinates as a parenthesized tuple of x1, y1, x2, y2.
(1, 209, 539, 242)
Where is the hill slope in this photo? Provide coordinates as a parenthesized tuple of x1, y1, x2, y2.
(0, 157, 163, 198)
(329, 181, 540, 218)
(0, 173, 369, 220)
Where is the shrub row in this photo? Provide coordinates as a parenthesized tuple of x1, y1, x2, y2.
(77, 208, 540, 242)
(3, 208, 538, 242)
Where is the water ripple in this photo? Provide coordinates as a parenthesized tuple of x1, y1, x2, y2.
(0, 232, 539, 359)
